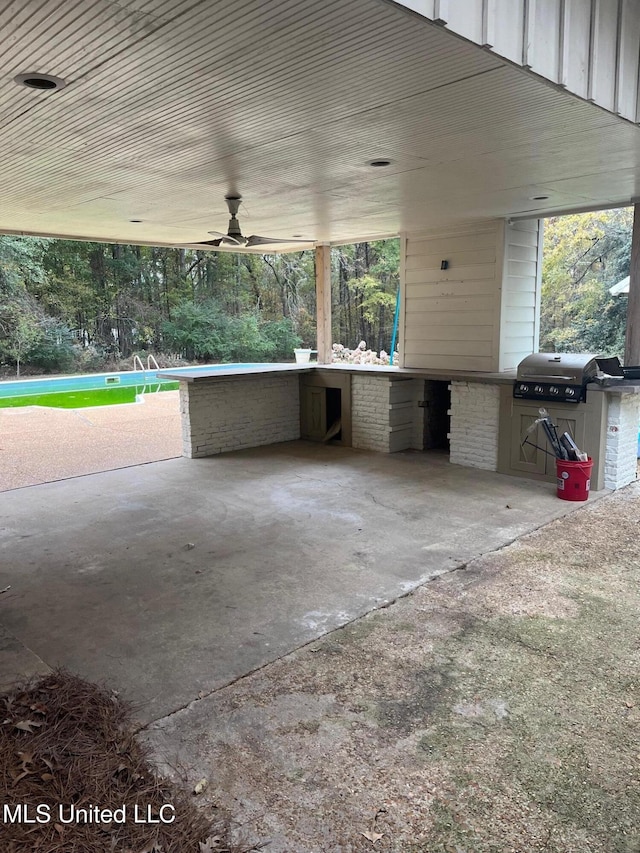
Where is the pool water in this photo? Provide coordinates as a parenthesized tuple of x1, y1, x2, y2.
(0, 363, 262, 409)
(0, 381, 180, 409)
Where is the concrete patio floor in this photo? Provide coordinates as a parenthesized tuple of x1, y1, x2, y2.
(0, 441, 604, 725)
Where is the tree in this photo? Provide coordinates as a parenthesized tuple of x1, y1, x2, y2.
(541, 209, 631, 356)
(0, 237, 51, 375)
(333, 240, 399, 352)
(0, 232, 400, 376)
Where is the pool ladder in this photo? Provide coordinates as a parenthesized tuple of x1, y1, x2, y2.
(132, 355, 161, 400)
(132, 354, 160, 372)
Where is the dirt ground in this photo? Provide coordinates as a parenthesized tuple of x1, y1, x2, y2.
(146, 481, 640, 853)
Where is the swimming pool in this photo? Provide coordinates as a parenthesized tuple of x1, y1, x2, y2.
(0, 364, 263, 409)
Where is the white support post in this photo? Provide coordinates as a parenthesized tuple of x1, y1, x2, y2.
(315, 244, 332, 364)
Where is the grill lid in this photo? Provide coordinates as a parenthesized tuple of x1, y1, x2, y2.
(516, 352, 599, 384)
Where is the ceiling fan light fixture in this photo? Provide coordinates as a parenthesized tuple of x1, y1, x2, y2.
(14, 72, 67, 91)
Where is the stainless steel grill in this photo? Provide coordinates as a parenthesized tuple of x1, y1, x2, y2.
(514, 352, 599, 404)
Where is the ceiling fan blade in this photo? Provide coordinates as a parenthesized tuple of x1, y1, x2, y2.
(199, 235, 244, 246)
(182, 240, 222, 248)
(206, 230, 228, 238)
(245, 235, 312, 247)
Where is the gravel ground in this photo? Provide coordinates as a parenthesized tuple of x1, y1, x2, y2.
(146, 480, 640, 853)
(0, 391, 182, 491)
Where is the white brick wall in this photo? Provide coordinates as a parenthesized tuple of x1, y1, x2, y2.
(351, 375, 424, 453)
(351, 375, 393, 452)
(449, 381, 500, 471)
(180, 375, 300, 457)
(604, 393, 640, 490)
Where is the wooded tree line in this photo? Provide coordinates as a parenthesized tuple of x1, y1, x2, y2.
(0, 208, 632, 377)
(541, 208, 631, 356)
(0, 237, 400, 375)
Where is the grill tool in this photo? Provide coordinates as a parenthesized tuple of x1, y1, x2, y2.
(522, 409, 586, 461)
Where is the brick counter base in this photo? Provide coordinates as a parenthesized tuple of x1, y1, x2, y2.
(449, 381, 500, 471)
(180, 375, 300, 457)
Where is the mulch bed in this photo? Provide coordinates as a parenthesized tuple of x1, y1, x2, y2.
(0, 670, 245, 852)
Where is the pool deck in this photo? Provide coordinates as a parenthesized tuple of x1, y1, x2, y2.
(0, 390, 182, 491)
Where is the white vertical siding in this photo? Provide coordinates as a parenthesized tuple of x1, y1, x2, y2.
(564, 0, 592, 97)
(402, 222, 502, 372)
(490, 0, 526, 64)
(531, 0, 562, 82)
(397, 0, 436, 16)
(619, 0, 640, 117)
(393, 0, 640, 122)
(441, 2, 484, 43)
(592, 0, 619, 110)
(498, 219, 543, 371)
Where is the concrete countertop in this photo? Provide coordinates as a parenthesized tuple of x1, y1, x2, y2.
(158, 362, 517, 385)
(588, 380, 640, 395)
(158, 364, 314, 382)
(321, 363, 517, 384)
(159, 362, 640, 393)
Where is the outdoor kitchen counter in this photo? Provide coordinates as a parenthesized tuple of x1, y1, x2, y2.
(587, 381, 640, 395)
(158, 362, 517, 385)
(160, 362, 519, 459)
(158, 363, 313, 383)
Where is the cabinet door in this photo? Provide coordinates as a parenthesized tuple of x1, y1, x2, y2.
(541, 407, 586, 476)
(510, 409, 547, 474)
(301, 386, 326, 441)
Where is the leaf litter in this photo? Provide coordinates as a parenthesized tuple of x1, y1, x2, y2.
(0, 669, 261, 852)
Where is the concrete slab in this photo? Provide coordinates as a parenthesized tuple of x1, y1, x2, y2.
(0, 442, 604, 724)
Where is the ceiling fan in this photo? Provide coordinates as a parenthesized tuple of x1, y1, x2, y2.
(187, 195, 312, 248)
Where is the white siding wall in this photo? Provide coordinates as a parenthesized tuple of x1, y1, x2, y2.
(499, 219, 543, 371)
(395, 0, 640, 122)
(401, 222, 502, 372)
(401, 218, 542, 372)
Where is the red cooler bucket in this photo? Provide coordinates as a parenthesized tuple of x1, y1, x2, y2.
(556, 457, 593, 501)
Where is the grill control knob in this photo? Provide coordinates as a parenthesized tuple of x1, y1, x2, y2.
(520, 384, 529, 393)
(535, 385, 544, 394)
(565, 387, 576, 397)
(549, 385, 559, 395)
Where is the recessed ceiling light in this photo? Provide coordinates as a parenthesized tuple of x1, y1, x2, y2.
(14, 72, 67, 91)
(368, 159, 392, 167)
(130, 219, 143, 223)
(530, 195, 549, 201)
(292, 234, 303, 238)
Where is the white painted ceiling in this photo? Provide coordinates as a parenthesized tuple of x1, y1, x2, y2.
(1, 0, 639, 251)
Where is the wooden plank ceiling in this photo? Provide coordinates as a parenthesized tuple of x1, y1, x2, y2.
(1, 0, 639, 250)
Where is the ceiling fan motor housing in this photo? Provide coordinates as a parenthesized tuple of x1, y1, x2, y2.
(225, 196, 244, 240)
(227, 216, 243, 239)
